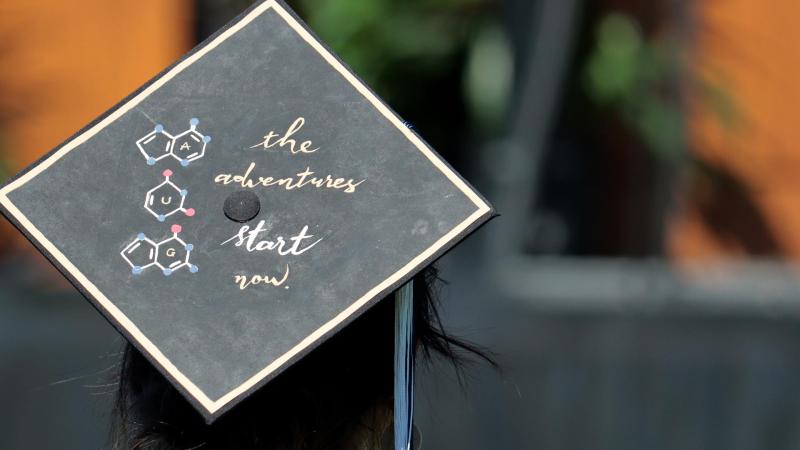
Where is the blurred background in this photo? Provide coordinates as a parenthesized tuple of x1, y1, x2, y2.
(2, 0, 800, 448)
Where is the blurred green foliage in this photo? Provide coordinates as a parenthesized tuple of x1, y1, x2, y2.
(295, 0, 511, 133)
(584, 12, 685, 160)
(463, 23, 513, 132)
(584, 11, 741, 163)
(298, 0, 484, 85)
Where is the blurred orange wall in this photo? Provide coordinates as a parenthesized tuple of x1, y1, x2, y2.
(0, 0, 193, 251)
(669, 0, 800, 261)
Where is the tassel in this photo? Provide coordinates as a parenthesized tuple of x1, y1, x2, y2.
(394, 281, 414, 450)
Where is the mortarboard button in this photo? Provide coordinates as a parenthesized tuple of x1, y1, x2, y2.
(223, 191, 261, 223)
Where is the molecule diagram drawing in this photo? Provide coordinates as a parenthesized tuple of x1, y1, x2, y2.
(123, 118, 207, 277)
(121, 224, 198, 276)
(145, 169, 196, 222)
(136, 118, 211, 167)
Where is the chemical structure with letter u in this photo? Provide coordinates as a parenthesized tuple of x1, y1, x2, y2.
(145, 169, 195, 222)
(121, 225, 198, 276)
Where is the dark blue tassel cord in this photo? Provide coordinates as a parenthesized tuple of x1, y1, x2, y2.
(394, 281, 414, 450)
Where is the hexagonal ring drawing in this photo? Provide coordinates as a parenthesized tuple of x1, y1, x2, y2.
(145, 169, 196, 222)
(121, 225, 198, 276)
(136, 119, 211, 167)
(171, 118, 212, 167)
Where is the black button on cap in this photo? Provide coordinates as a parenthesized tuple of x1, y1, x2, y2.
(224, 191, 261, 223)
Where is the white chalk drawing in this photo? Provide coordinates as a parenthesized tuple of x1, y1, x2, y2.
(120, 233, 159, 274)
(145, 169, 196, 222)
(121, 225, 198, 276)
(135, 124, 174, 164)
(137, 118, 212, 167)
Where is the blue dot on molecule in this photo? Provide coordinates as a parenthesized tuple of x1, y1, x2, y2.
(190, 265, 199, 273)
(181, 160, 190, 167)
(180, 189, 188, 197)
(163, 268, 173, 276)
(203, 135, 211, 144)
(155, 124, 164, 133)
(132, 266, 142, 275)
(137, 233, 146, 240)
(190, 118, 199, 126)
(158, 215, 166, 222)
(147, 157, 156, 166)
(185, 244, 194, 251)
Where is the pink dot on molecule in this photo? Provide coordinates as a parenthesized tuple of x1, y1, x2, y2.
(171, 224, 182, 234)
(163, 169, 173, 177)
(185, 208, 196, 217)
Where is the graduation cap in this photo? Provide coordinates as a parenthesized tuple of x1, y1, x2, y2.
(0, 0, 493, 440)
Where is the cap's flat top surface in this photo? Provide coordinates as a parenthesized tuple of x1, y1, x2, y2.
(0, 0, 492, 421)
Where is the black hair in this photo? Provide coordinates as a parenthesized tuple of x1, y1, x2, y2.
(111, 266, 495, 449)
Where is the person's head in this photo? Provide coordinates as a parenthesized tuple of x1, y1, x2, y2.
(111, 266, 494, 450)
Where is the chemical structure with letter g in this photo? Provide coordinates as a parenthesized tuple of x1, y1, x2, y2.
(120, 224, 198, 276)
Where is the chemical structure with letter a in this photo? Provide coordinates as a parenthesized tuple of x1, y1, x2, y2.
(136, 118, 211, 167)
(121, 225, 198, 276)
(145, 169, 195, 222)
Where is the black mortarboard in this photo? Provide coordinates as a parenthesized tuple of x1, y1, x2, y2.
(0, 0, 493, 430)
